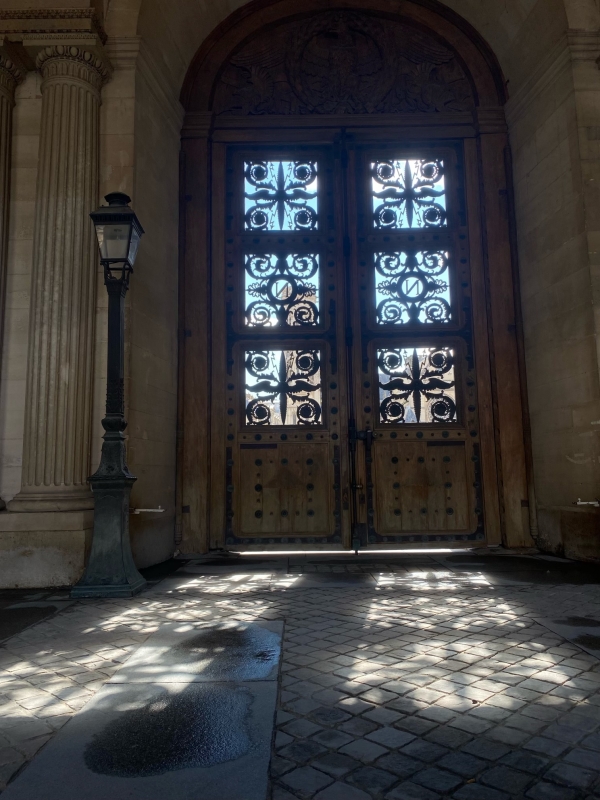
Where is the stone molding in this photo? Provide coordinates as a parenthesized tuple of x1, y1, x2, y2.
(474, 107, 508, 135)
(181, 112, 215, 139)
(104, 36, 141, 71)
(567, 28, 600, 59)
(0, 8, 106, 45)
(36, 46, 111, 95)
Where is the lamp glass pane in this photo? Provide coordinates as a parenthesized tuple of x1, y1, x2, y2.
(128, 228, 141, 265)
(96, 223, 132, 261)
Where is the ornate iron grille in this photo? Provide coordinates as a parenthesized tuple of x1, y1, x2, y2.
(244, 161, 318, 230)
(245, 349, 322, 425)
(245, 253, 319, 327)
(371, 159, 446, 228)
(374, 250, 450, 324)
(377, 346, 456, 423)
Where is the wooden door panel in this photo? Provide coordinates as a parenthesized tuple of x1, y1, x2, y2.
(220, 146, 350, 547)
(373, 441, 469, 534)
(426, 443, 469, 531)
(237, 442, 333, 536)
(352, 145, 486, 546)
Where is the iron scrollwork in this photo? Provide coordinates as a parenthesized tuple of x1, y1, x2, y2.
(378, 347, 457, 424)
(375, 250, 451, 325)
(372, 159, 446, 229)
(244, 161, 318, 231)
(245, 253, 319, 327)
(245, 349, 322, 426)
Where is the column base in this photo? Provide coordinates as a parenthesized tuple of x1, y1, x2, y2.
(0, 510, 93, 587)
(7, 490, 94, 513)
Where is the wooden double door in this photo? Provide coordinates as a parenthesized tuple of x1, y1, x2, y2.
(211, 134, 490, 549)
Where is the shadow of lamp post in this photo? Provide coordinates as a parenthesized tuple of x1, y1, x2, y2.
(71, 193, 146, 598)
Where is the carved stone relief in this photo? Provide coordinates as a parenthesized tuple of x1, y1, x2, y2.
(213, 10, 474, 115)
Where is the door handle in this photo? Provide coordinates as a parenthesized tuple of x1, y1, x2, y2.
(357, 428, 377, 447)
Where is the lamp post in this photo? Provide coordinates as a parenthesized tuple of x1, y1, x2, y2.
(71, 193, 146, 598)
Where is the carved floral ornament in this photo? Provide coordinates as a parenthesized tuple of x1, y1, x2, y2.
(213, 10, 474, 115)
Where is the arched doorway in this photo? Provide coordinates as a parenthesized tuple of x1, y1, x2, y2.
(178, 0, 534, 554)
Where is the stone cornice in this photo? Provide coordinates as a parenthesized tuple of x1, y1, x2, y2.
(0, 55, 24, 102)
(0, 8, 106, 45)
(37, 45, 111, 92)
(567, 28, 600, 59)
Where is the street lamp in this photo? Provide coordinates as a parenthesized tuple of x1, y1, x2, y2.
(71, 193, 146, 598)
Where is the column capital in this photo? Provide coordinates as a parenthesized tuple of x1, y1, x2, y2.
(36, 45, 111, 93)
(0, 55, 24, 104)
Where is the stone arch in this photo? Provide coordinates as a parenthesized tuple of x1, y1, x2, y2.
(175, 0, 547, 554)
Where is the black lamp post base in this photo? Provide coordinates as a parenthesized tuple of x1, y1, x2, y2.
(70, 471, 146, 600)
(71, 574, 146, 599)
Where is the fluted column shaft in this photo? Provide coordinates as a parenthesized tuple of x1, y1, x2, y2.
(0, 57, 23, 511)
(9, 46, 110, 512)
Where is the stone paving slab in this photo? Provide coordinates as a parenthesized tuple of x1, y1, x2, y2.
(1, 680, 277, 800)
(109, 620, 283, 683)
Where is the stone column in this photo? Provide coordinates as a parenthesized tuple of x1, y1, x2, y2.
(8, 46, 110, 512)
(0, 57, 23, 511)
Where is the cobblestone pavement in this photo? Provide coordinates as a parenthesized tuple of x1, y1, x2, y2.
(0, 552, 599, 799)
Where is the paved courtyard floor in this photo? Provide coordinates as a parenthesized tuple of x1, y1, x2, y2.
(1, 549, 600, 799)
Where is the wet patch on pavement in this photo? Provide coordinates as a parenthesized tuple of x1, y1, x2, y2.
(536, 617, 600, 659)
(170, 625, 280, 679)
(554, 616, 600, 627)
(1, 681, 278, 800)
(572, 633, 600, 650)
(292, 572, 376, 587)
(442, 554, 600, 584)
(110, 620, 283, 683)
(0, 591, 72, 644)
(85, 684, 252, 777)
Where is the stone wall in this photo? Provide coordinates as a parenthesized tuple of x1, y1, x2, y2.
(126, 43, 181, 567)
(507, 27, 600, 559)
